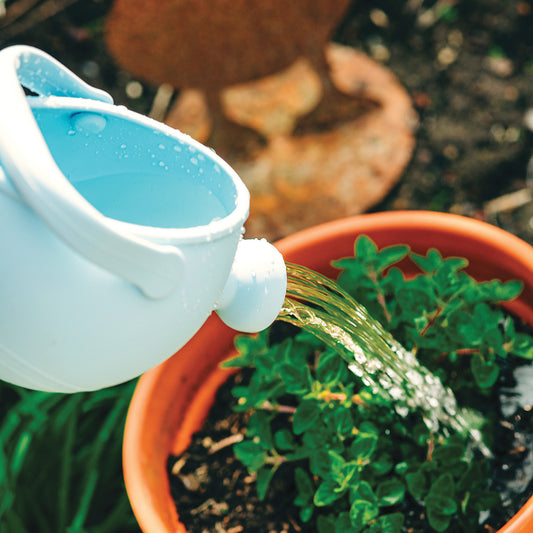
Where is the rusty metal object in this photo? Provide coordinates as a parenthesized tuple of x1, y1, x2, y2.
(105, 0, 351, 90)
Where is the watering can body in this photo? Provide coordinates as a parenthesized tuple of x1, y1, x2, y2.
(0, 46, 286, 392)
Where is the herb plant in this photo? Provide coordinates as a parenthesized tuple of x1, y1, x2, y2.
(223, 235, 533, 532)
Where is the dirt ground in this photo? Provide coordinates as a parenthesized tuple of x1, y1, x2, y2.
(2, 0, 533, 243)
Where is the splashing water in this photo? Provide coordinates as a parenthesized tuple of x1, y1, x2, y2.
(278, 263, 489, 455)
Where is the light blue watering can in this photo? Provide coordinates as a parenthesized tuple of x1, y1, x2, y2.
(0, 46, 287, 393)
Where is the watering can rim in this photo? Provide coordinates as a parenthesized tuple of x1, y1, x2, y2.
(0, 92, 251, 246)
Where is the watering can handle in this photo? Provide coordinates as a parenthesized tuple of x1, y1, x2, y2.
(0, 46, 183, 299)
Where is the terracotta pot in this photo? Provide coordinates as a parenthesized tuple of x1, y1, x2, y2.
(123, 211, 533, 533)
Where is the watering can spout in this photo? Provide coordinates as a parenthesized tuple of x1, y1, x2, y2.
(216, 239, 287, 332)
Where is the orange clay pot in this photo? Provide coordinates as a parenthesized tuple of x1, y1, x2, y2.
(123, 211, 533, 533)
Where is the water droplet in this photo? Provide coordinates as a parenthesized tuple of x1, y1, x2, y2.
(190, 157, 198, 165)
(173, 145, 182, 152)
(71, 112, 107, 134)
(158, 143, 166, 150)
(120, 144, 127, 149)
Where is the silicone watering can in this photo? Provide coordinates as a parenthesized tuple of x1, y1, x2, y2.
(0, 46, 287, 393)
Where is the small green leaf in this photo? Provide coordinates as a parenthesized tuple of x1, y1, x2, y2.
(280, 363, 310, 394)
(358, 421, 379, 437)
(328, 450, 347, 475)
(334, 408, 354, 439)
(314, 478, 344, 506)
(350, 498, 379, 529)
(350, 434, 377, 462)
(432, 444, 464, 465)
(426, 493, 457, 515)
(303, 421, 329, 450)
(299, 505, 313, 523)
(376, 478, 405, 506)
(274, 429, 295, 450)
(394, 461, 408, 475)
(292, 400, 321, 435)
(376, 245, 410, 272)
(468, 489, 501, 511)
(256, 467, 275, 500)
(247, 411, 273, 448)
(294, 468, 314, 504)
(471, 352, 499, 389)
(493, 279, 523, 301)
(406, 470, 426, 499)
(254, 352, 276, 375)
(352, 480, 378, 503)
(481, 328, 505, 358)
(425, 494, 457, 532)
(355, 235, 379, 259)
(443, 256, 469, 272)
(335, 512, 361, 533)
(426, 509, 452, 532)
(410, 248, 443, 273)
(510, 333, 533, 360)
(430, 473, 455, 499)
(371, 453, 393, 476)
(223, 331, 269, 368)
(233, 440, 267, 472)
(316, 350, 342, 382)
(375, 513, 405, 533)
(310, 449, 333, 478)
(457, 460, 486, 491)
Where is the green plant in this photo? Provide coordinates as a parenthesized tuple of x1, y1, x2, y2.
(223, 235, 533, 532)
(0, 381, 138, 533)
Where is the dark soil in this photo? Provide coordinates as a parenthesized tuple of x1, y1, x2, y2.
(167, 370, 316, 533)
(3, 0, 533, 242)
(339, 0, 533, 240)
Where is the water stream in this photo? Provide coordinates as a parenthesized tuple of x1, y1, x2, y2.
(278, 263, 488, 454)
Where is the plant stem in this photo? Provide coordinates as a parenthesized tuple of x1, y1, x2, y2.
(260, 401, 296, 414)
(369, 269, 392, 323)
(420, 306, 443, 337)
(208, 433, 244, 454)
